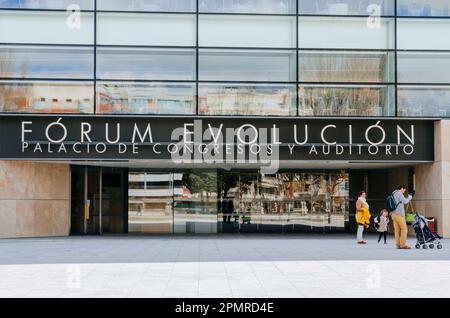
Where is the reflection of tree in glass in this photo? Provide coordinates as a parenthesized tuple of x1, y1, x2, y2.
(183, 172, 217, 198)
(219, 173, 239, 198)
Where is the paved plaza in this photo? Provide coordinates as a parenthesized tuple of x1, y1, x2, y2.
(0, 234, 449, 298)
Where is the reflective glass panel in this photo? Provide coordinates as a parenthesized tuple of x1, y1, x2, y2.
(198, 84, 296, 116)
(199, 49, 296, 82)
(299, 17, 395, 49)
(97, 48, 195, 81)
(299, 50, 394, 83)
(298, 84, 395, 116)
(97, 13, 196, 46)
(0, 10, 94, 44)
(0, 0, 93, 10)
(0, 81, 94, 113)
(199, 15, 296, 48)
(397, 0, 450, 17)
(217, 171, 349, 233)
(96, 82, 195, 115)
(128, 172, 174, 234)
(0, 46, 93, 79)
(173, 172, 218, 234)
(199, 0, 296, 14)
(238, 174, 262, 233)
(397, 19, 450, 50)
(398, 86, 450, 117)
(299, 0, 394, 16)
(97, 0, 195, 12)
(398, 52, 450, 84)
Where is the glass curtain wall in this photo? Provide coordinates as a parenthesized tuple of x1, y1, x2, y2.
(96, 8, 196, 114)
(0, 5, 95, 113)
(2, 1, 450, 117)
(397, 1, 450, 117)
(298, 1, 396, 116)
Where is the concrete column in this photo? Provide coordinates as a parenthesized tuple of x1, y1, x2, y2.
(414, 120, 450, 238)
(0, 161, 71, 238)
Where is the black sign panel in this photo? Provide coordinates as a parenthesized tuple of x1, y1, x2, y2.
(0, 115, 435, 162)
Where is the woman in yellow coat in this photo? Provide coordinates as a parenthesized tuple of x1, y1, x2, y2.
(356, 191, 371, 244)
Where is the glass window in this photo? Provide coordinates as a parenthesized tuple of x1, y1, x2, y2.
(0, 0, 93, 10)
(398, 52, 450, 84)
(299, 17, 395, 49)
(97, 48, 195, 81)
(198, 84, 296, 116)
(397, 19, 450, 50)
(173, 172, 218, 234)
(0, 81, 94, 113)
(0, 46, 93, 79)
(398, 86, 450, 117)
(299, 0, 394, 16)
(217, 171, 349, 234)
(299, 84, 395, 116)
(199, 15, 296, 48)
(199, 0, 296, 14)
(97, 13, 196, 46)
(98, 0, 195, 12)
(128, 172, 174, 234)
(397, 0, 450, 17)
(299, 50, 394, 83)
(0, 10, 94, 44)
(97, 82, 195, 115)
(199, 49, 296, 82)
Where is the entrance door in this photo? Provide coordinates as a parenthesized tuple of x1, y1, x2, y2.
(71, 166, 126, 235)
(70, 166, 101, 235)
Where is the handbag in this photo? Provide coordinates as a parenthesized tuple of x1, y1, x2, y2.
(405, 202, 415, 225)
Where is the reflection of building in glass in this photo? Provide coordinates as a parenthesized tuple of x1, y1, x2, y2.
(217, 172, 349, 233)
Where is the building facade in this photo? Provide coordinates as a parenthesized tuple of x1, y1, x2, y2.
(0, 0, 450, 238)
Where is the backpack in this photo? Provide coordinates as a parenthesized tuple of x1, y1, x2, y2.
(385, 192, 400, 212)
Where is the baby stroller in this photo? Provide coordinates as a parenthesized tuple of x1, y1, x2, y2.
(413, 212, 443, 249)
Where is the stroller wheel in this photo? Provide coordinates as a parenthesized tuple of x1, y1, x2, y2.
(429, 244, 435, 249)
(415, 244, 421, 249)
(423, 244, 428, 249)
(437, 244, 443, 249)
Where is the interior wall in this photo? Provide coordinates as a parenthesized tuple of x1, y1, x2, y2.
(0, 161, 70, 238)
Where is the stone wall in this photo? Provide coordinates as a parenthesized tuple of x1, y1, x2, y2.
(413, 120, 450, 238)
(0, 161, 70, 238)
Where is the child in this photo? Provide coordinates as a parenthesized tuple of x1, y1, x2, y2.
(374, 209, 390, 244)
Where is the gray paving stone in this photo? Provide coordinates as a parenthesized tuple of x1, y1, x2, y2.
(0, 234, 449, 298)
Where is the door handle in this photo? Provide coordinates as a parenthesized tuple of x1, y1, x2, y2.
(84, 199, 91, 220)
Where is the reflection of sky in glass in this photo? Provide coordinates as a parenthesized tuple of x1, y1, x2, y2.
(0, 0, 93, 10)
(397, 0, 450, 16)
(0, 47, 93, 78)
